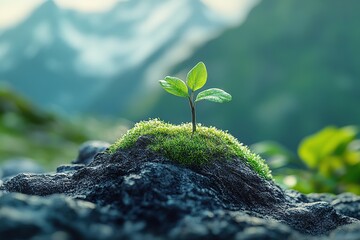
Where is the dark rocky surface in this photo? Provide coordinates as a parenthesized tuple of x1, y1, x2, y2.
(1, 137, 360, 239)
(71, 140, 110, 165)
(56, 164, 85, 173)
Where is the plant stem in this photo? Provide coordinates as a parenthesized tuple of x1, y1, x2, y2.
(188, 94, 196, 134)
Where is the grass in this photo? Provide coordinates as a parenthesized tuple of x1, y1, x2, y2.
(109, 119, 272, 180)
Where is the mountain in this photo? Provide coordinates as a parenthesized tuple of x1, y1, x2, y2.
(0, 0, 234, 114)
(0, 1, 97, 113)
(148, 0, 360, 149)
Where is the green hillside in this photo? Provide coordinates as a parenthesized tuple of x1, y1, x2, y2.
(0, 85, 128, 169)
(149, 0, 360, 149)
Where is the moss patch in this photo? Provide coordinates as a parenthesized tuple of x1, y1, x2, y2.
(109, 119, 272, 180)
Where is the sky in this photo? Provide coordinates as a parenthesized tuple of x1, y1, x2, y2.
(0, 0, 259, 30)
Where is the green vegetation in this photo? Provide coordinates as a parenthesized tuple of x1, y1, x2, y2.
(297, 126, 360, 194)
(109, 119, 272, 180)
(0, 86, 129, 169)
(253, 126, 360, 194)
(159, 62, 231, 134)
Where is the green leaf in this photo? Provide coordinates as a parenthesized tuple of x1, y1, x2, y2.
(187, 62, 207, 91)
(195, 88, 232, 103)
(298, 126, 358, 169)
(159, 76, 189, 98)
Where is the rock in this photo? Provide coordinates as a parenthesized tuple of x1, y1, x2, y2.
(327, 223, 360, 240)
(0, 192, 302, 240)
(72, 141, 110, 165)
(0, 138, 359, 239)
(331, 194, 360, 221)
(308, 192, 360, 220)
(0, 158, 44, 179)
(0, 192, 124, 240)
(56, 164, 85, 173)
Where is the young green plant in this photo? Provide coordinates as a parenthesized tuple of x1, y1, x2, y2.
(159, 62, 232, 134)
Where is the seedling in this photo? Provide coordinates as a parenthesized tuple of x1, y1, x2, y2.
(159, 62, 232, 134)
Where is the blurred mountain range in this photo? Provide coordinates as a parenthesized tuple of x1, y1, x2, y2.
(0, 0, 234, 114)
(149, 0, 360, 149)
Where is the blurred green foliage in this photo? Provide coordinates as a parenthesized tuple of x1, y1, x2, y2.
(253, 126, 360, 194)
(0, 86, 129, 169)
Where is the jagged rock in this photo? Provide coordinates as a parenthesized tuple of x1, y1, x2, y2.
(0, 192, 301, 240)
(71, 140, 110, 166)
(0, 193, 125, 240)
(56, 164, 85, 173)
(1, 138, 359, 239)
(308, 192, 360, 220)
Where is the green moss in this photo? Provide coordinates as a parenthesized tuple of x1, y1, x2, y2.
(109, 119, 272, 180)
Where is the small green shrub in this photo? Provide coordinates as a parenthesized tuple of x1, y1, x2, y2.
(253, 126, 360, 194)
(109, 119, 272, 180)
(297, 126, 360, 193)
